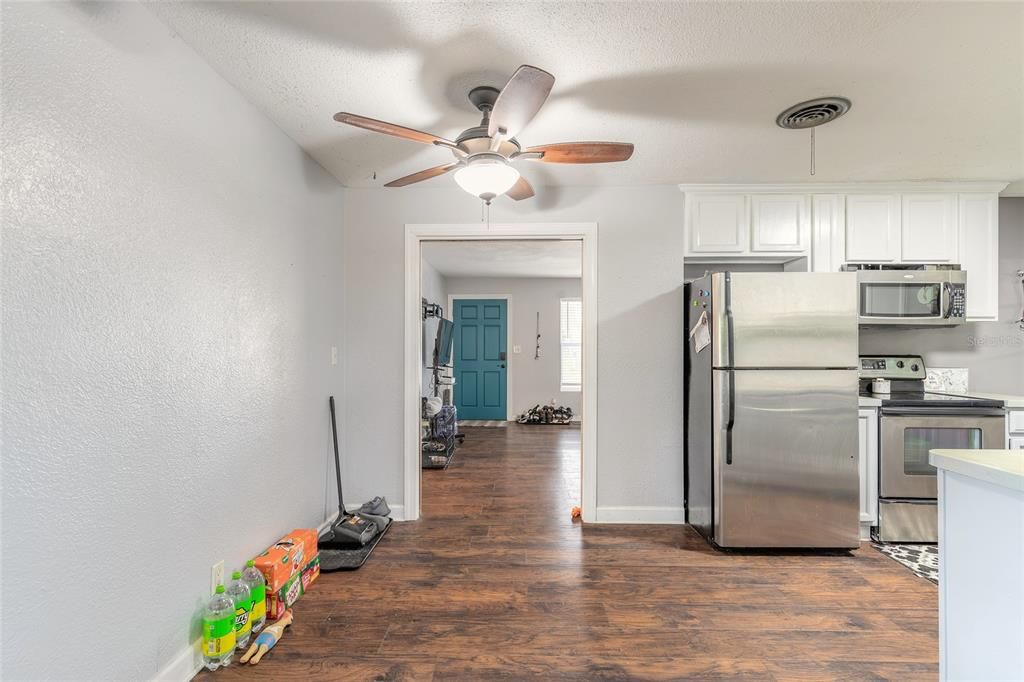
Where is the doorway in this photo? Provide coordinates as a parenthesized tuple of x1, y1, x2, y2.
(405, 223, 597, 522)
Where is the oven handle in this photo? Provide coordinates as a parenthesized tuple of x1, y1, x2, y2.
(880, 407, 1006, 417)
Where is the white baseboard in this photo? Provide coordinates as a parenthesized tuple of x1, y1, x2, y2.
(593, 505, 686, 524)
(153, 638, 203, 682)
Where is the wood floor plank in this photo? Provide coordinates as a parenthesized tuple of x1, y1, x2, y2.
(197, 423, 937, 680)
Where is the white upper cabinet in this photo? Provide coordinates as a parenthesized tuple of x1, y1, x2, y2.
(686, 193, 748, 253)
(681, 185, 1004, 320)
(958, 193, 1000, 321)
(901, 194, 958, 263)
(844, 194, 900, 262)
(750, 194, 810, 252)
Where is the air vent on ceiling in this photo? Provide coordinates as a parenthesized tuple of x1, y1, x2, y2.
(776, 97, 851, 129)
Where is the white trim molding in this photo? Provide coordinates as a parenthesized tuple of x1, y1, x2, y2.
(446, 293, 514, 421)
(406, 223, 598, 523)
(593, 506, 686, 524)
(678, 181, 1010, 194)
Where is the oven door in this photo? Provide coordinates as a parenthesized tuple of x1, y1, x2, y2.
(879, 409, 1006, 498)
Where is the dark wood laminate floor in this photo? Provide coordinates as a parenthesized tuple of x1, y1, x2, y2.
(201, 424, 938, 681)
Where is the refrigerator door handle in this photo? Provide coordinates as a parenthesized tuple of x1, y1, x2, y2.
(722, 373, 735, 465)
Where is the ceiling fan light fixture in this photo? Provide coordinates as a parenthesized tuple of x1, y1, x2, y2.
(454, 154, 520, 202)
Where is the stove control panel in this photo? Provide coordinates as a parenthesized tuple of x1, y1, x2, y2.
(859, 355, 926, 380)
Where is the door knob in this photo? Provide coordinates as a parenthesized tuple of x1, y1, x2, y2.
(500, 364, 506, 368)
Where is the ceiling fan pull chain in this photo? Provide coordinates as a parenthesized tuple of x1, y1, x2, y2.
(810, 128, 816, 176)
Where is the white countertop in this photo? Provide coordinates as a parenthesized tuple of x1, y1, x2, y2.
(934, 391, 1024, 408)
(930, 449, 1024, 492)
(858, 396, 882, 407)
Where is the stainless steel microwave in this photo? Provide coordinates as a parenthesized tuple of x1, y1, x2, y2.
(843, 265, 966, 326)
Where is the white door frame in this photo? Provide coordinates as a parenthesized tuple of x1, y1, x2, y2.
(446, 293, 513, 420)
(405, 222, 598, 522)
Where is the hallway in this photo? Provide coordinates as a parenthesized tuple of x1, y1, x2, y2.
(202, 424, 938, 680)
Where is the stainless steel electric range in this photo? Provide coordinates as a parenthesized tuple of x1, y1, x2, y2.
(860, 355, 1006, 542)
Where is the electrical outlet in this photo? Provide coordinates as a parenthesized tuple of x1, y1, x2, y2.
(331, 346, 338, 366)
(211, 560, 224, 594)
(512, 345, 521, 354)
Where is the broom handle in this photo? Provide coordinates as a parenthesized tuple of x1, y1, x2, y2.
(329, 396, 346, 517)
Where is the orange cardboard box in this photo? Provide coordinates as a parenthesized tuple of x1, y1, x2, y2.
(253, 528, 318, 592)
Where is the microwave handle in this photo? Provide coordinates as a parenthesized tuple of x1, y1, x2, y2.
(942, 282, 954, 319)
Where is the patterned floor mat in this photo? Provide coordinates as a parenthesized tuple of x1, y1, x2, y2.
(873, 543, 939, 584)
(457, 420, 508, 427)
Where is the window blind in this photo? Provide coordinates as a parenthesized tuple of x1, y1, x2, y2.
(560, 298, 582, 392)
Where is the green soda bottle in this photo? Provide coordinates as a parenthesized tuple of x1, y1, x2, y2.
(202, 585, 236, 670)
(241, 559, 267, 633)
(226, 570, 252, 650)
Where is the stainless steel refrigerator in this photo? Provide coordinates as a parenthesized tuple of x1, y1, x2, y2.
(684, 272, 860, 549)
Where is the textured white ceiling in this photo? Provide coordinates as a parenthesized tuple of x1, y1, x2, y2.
(151, 1, 1024, 192)
(422, 240, 582, 279)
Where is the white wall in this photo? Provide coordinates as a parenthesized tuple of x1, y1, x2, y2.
(445, 277, 583, 418)
(342, 185, 686, 517)
(1, 3, 345, 679)
(420, 259, 448, 399)
(860, 198, 1024, 393)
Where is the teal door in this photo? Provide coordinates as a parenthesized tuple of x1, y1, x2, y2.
(454, 299, 507, 420)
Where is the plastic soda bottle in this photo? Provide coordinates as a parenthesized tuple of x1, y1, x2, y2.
(241, 559, 267, 633)
(202, 585, 236, 670)
(227, 570, 252, 650)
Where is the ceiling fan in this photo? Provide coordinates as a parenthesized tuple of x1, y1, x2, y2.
(333, 65, 634, 203)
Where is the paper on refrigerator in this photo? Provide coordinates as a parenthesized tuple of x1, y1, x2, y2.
(689, 309, 710, 354)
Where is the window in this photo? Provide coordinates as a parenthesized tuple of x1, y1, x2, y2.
(560, 298, 582, 392)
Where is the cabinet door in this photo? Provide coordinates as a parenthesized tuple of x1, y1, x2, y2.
(750, 194, 810, 252)
(845, 194, 900, 262)
(958, 193, 999, 321)
(901, 194, 958, 262)
(686, 193, 748, 253)
(811, 194, 844, 272)
(858, 409, 879, 527)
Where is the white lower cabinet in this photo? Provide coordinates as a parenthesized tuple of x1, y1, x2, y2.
(858, 408, 879, 539)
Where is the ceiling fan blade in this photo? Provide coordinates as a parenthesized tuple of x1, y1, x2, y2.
(521, 142, 634, 164)
(334, 112, 455, 147)
(384, 163, 459, 188)
(488, 65, 555, 139)
(506, 175, 535, 201)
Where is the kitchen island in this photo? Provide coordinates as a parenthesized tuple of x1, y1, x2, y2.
(930, 449, 1024, 681)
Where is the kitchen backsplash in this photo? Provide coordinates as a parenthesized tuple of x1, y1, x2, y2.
(924, 367, 969, 393)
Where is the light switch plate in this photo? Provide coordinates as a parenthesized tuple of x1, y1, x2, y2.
(512, 345, 521, 354)
(331, 346, 338, 366)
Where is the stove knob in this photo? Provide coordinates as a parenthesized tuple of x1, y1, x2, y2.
(896, 360, 904, 369)
(911, 364, 919, 372)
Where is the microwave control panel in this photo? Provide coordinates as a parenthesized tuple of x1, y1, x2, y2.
(859, 355, 926, 380)
(949, 283, 966, 318)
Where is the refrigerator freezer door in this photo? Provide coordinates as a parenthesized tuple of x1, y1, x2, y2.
(713, 368, 860, 548)
(711, 272, 858, 369)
